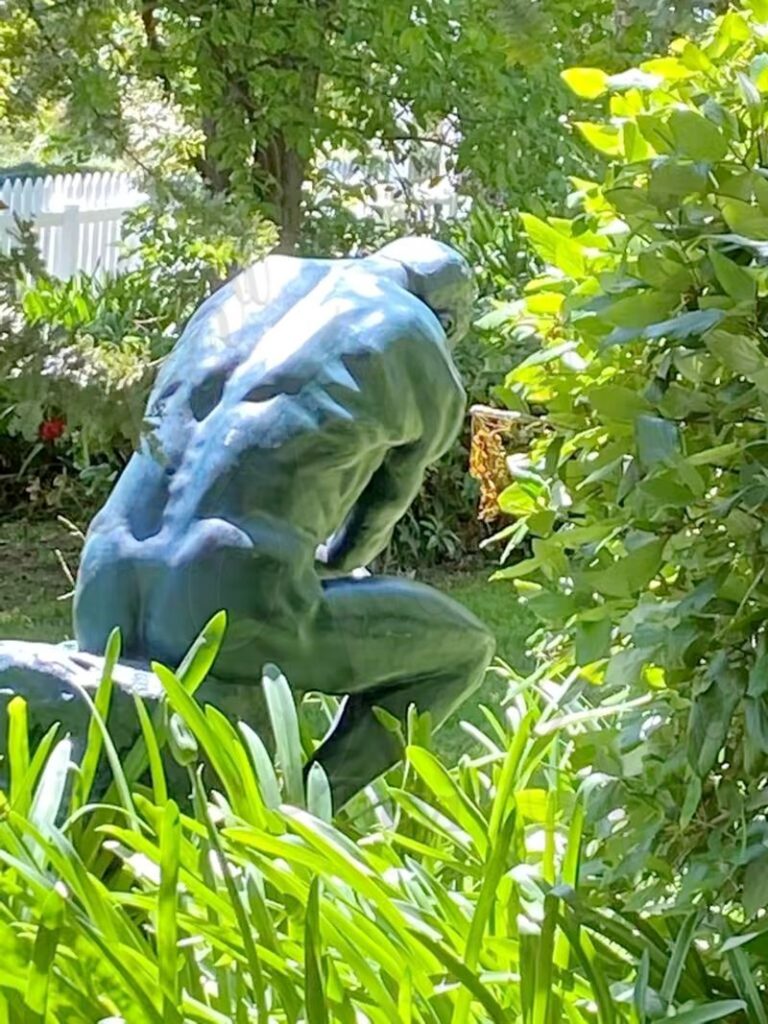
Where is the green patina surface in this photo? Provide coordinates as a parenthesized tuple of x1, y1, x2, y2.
(0, 519, 534, 755)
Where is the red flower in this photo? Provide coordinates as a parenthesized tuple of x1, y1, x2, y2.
(38, 417, 66, 442)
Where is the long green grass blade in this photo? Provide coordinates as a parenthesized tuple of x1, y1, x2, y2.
(28, 738, 71, 867)
(532, 893, 558, 1024)
(725, 942, 768, 1024)
(70, 626, 120, 815)
(304, 877, 329, 1024)
(24, 886, 65, 1022)
(153, 663, 241, 795)
(634, 949, 650, 1024)
(159, 799, 182, 1021)
(488, 711, 533, 843)
(11, 723, 60, 823)
(263, 663, 304, 807)
(418, 934, 508, 1024)
(665, 1002, 746, 1023)
(661, 911, 702, 1009)
(7, 697, 29, 812)
(306, 762, 333, 823)
(239, 721, 282, 809)
(192, 771, 267, 1020)
(554, 797, 584, 971)
(558, 912, 615, 1024)
(174, 611, 227, 691)
(134, 694, 168, 805)
(407, 745, 489, 857)
(203, 705, 267, 824)
(451, 810, 516, 1024)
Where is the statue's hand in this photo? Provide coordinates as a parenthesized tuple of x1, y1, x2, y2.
(315, 539, 370, 579)
(315, 542, 330, 566)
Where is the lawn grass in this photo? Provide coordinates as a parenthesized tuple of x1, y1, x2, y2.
(0, 517, 81, 643)
(0, 518, 534, 754)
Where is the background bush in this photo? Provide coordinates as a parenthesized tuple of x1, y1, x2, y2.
(485, 0, 768, 985)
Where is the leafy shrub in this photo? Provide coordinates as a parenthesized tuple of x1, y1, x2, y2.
(0, 617, 754, 1021)
(487, 0, 768, 961)
(0, 187, 276, 514)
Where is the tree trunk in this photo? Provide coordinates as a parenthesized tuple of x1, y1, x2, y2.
(255, 131, 307, 254)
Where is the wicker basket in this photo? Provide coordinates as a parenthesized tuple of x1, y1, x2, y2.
(468, 404, 542, 523)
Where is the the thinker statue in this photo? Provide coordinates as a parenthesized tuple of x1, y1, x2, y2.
(3, 238, 495, 808)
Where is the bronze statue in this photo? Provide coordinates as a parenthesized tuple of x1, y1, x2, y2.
(4, 238, 495, 808)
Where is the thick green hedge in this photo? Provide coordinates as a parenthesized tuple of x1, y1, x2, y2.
(491, 0, 768, 958)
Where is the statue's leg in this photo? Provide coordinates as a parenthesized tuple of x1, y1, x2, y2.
(303, 576, 495, 808)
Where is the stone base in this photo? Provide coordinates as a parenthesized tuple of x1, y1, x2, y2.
(0, 640, 272, 799)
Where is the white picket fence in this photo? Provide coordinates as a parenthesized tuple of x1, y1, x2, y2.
(0, 156, 463, 282)
(0, 171, 146, 279)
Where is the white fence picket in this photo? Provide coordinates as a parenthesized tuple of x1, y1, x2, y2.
(0, 157, 461, 279)
(0, 170, 146, 279)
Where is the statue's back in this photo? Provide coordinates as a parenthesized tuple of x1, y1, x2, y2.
(74, 251, 458, 667)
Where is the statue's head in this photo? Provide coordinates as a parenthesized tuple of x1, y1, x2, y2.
(373, 237, 475, 347)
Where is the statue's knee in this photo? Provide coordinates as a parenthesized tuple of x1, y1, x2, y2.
(469, 624, 496, 675)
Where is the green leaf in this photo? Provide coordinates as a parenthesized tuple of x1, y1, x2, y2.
(575, 122, 623, 156)
(744, 855, 768, 917)
(687, 656, 744, 776)
(575, 616, 612, 666)
(669, 110, 728, 161)
(665, 1002, 746, 1023)
(515, 788, 549, 822)
(649, 161, 710, 201)
(498, 482, 540, 518)
(561, 68, 608, 100)
(520, 214, 586, 278)
(605, 308, 725, 347)
(680, 776, 702, 827)
(239, 721, 281, 809)
(687, 443, 740, 467)
(635, 415, 680, 468)
(725, 941, 768, 1024)
(72, 627, 119, 814)
(705, 330, 768, 389)
(491, 556, 542, 581)
(634, 949, 651, 1024)
(642, 56, 696, 81)
(710, 249, 756, 302)
(593, 385, 651, 419)
(133, 695, 167, 805)
(637, 113, 674, 153)
(599, 290, 679, 329)
(721, 198, 768, 240)
(407, 746, 489, 857)
(749, 0, 768, 22)
(749, 651, 768, 697)
(582, 539, 666, 599)
(28, 739, 72, 867)
(750, 52, 768, 91)
(175, 610, 227, 694)
(7, 697, 30, 812)
(153, 662, 242, 800)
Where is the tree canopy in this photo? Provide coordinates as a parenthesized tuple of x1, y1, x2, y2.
(0, 0, 727, 249)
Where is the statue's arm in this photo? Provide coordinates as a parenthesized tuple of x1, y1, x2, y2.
(323, 377, 466, 573)
(322, 444, 431, 573)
